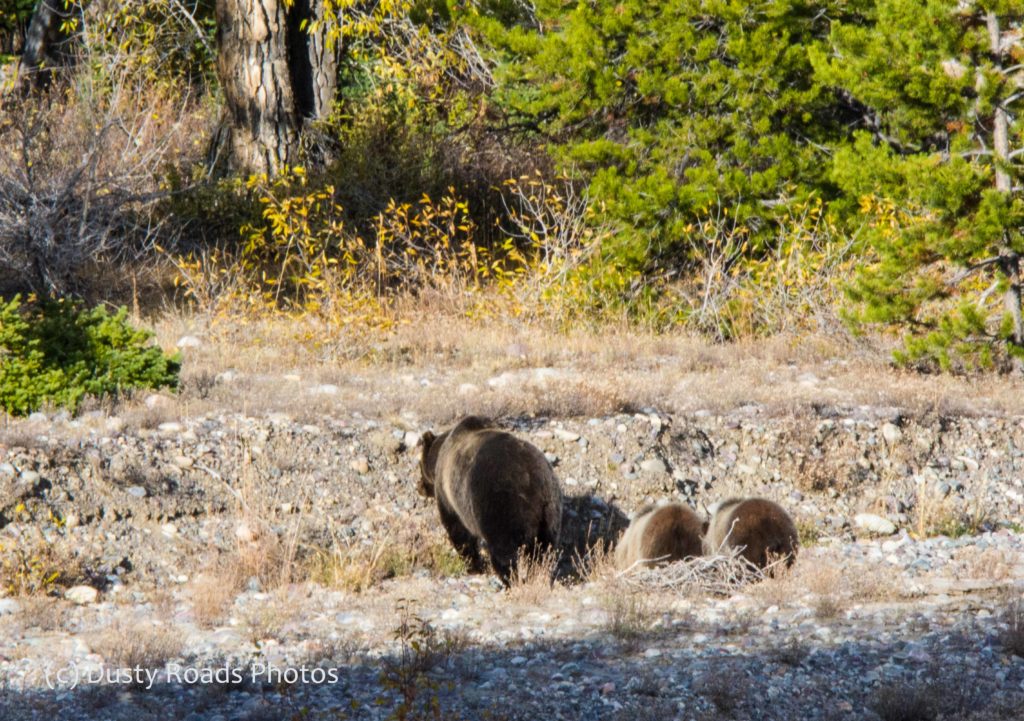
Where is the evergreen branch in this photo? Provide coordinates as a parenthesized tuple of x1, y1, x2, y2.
(947, 256, 1002, 287)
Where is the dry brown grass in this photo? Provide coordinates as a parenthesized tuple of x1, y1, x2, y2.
(871, 680, 940, 721)
(1000, 596, 1024, 658)
(957, 547, 1014, 582)
(145, 312, 1024, 425)
(0, 526, 87, 597)
(571, 543, 618, 584)
(306, 522, 467, 594)
(601, 583, 659, 650)
(506, 548, 560, 603)
(89, 621, 183, 677)
(240, 587, 311, 643)
(693, 663, 750, 715)
(14, 596, 72, 633)
(750, 553, 904, 610)
(188, 570, 242, 628)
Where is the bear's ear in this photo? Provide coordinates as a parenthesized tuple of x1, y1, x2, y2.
(420, 431, 436, 453)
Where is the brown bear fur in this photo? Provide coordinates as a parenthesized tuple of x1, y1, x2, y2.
(418, 416, 562, 586)
(614, 503, 704, 570)
(703, 497, 798, 571)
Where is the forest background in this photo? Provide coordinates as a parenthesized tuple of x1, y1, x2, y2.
(3, 0, 1024, 382)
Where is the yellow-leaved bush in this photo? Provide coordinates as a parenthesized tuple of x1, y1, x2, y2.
(168, 169, 608, 328)
(673, 196, 858, 340)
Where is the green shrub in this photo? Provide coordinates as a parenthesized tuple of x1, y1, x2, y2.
(0, 296, 180, 416)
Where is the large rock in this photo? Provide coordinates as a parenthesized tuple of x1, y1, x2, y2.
(881, 422, 902, 445)
(639, 458, 668, 475)
(65, 585, 99, 605)
(854, 513, 898, 536)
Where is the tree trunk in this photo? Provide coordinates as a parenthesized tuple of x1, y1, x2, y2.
(288, 0, 338, 121)
(17, 0, 73, 92)
(215, 0, 300, 175)
(214, 0, 338, 175)
(986, 12, 1024, 362)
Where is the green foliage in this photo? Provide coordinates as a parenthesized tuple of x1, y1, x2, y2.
(0, 0, 35, 34)
(471, 0, 865, 297)
(0, 296, 180, 416)
(378, 602, 466, 721)
(818, 1, 1024, 370)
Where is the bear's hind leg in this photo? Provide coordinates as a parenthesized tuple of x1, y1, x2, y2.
(438, 503, 486, 573)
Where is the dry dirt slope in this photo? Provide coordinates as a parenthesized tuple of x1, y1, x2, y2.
(0, 327, 1023, 721)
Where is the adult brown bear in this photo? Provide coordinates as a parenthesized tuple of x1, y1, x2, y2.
(418, 416, 562, 586)
(704, 497, 798, 571)
(615, 503, 704, 570)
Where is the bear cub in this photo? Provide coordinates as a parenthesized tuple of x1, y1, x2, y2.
(704, 497, 799, 572)
(615, 503, 704, 570)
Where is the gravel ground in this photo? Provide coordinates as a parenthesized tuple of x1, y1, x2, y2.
(1, 367, 1023, 720)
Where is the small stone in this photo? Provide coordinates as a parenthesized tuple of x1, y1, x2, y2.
(0, 463, 16, 477)
(881, 536, 906, 553)
(19, 470, 40, 485)
(854, 513, 898, 536)
(404, 431, 421, 449)
(510, 656, 527, 666)
(553, 428, 581, 442)
(881, 423, 902, 444)
(65, 586, 99, 605)
(161, 523, 178, 537)
(28, 412, 47, 423)
(215, 370, 239, 383)
(173, 455, 193, 469)
(506, 343, 529, 358)
(158, 422, 183, 434)
(640, 458, 668, 475)
(312, 384, 339, 396)
(350, 456, 370, 474)
(176, 335, 202, 349)
(144, 394, 172, 409)
(284, 374, 302, 382)
(955, 455, 980, 471)
(235, 522, 258, 544)
(126, 486, 147, 499)
(0, 599, 20, 616)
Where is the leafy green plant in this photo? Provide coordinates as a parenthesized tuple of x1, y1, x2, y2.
(0, 295, 180, 416)
(379, 602, 466, 721)
(471, 0, 863, 298)
(818, 2, 1024, 371)
(0, 503, 85, 596)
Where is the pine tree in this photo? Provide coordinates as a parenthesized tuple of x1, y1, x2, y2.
(816, 0, 1024, 370)
(471, 0, 866, 293)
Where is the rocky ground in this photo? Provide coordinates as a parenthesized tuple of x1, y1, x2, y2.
(1, 356, 1024, 721)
